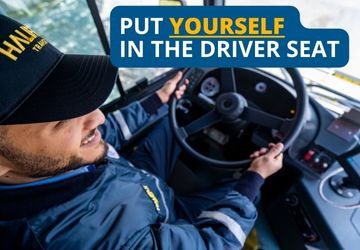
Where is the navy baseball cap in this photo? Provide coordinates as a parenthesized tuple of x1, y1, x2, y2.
(0, 14, 117, 125)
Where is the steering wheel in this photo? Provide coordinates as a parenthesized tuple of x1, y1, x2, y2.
(169, 68, 308, 169)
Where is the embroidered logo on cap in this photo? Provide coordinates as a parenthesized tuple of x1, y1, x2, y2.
(0, 25, 48, 61)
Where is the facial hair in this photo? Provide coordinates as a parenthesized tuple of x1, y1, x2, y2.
(0, 139, 108, 178)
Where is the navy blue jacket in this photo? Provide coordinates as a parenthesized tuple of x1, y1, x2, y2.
(0, 97, 263, 249)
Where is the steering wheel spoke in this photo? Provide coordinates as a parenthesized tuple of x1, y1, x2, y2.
(240, 106, 293, 131)
(220, 68, 237, 93)
(183, 110, 221, 137)
(188, 94, 215, 111)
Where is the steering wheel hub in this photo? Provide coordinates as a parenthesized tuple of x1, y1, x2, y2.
(216, 93, 248, 121)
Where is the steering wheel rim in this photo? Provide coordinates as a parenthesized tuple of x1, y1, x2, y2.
(170, 68, 308, 169)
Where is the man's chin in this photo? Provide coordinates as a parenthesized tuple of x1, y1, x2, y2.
(83, 140, 108, 165)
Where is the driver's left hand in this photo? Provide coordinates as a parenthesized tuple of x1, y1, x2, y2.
(156, 71, 189, 103)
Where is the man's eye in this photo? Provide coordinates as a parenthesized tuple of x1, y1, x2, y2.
(55, 120, 70, 128)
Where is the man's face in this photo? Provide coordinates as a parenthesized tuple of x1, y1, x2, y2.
(0, 109, 107, 179)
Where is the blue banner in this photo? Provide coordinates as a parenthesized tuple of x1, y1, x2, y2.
(110, 6, 349, 67)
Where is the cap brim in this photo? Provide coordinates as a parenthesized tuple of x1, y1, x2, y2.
(2, 54, 117, 125)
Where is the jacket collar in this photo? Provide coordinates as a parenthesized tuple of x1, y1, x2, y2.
(0, 165, 104, 220)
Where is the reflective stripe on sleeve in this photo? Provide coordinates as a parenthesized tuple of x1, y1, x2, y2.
(198, 210, 246, 246)
(113, 110, 132, 140)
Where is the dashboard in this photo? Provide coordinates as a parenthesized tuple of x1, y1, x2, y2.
(174, 67, 360, 249)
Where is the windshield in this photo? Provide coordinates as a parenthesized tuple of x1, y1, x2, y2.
(224, 0, 360, 114)
(226, 0, 360, 79)
(2, 0, 359, 109)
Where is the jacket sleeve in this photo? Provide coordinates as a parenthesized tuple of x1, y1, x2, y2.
(129, 191, 257, 250)
(99, 94, 163, 150)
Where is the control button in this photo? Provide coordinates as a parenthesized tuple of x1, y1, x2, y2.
(313, 156, 320, 163)
(322, 162, 329, 169)
(304, 150, 315, 161)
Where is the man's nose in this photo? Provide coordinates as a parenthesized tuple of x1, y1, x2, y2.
(83, 109, 105, 129)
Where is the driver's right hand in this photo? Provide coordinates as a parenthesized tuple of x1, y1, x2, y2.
(248, 143, 284, 179)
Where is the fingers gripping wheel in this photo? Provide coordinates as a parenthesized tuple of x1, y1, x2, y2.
(169, 68, 308, 169)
